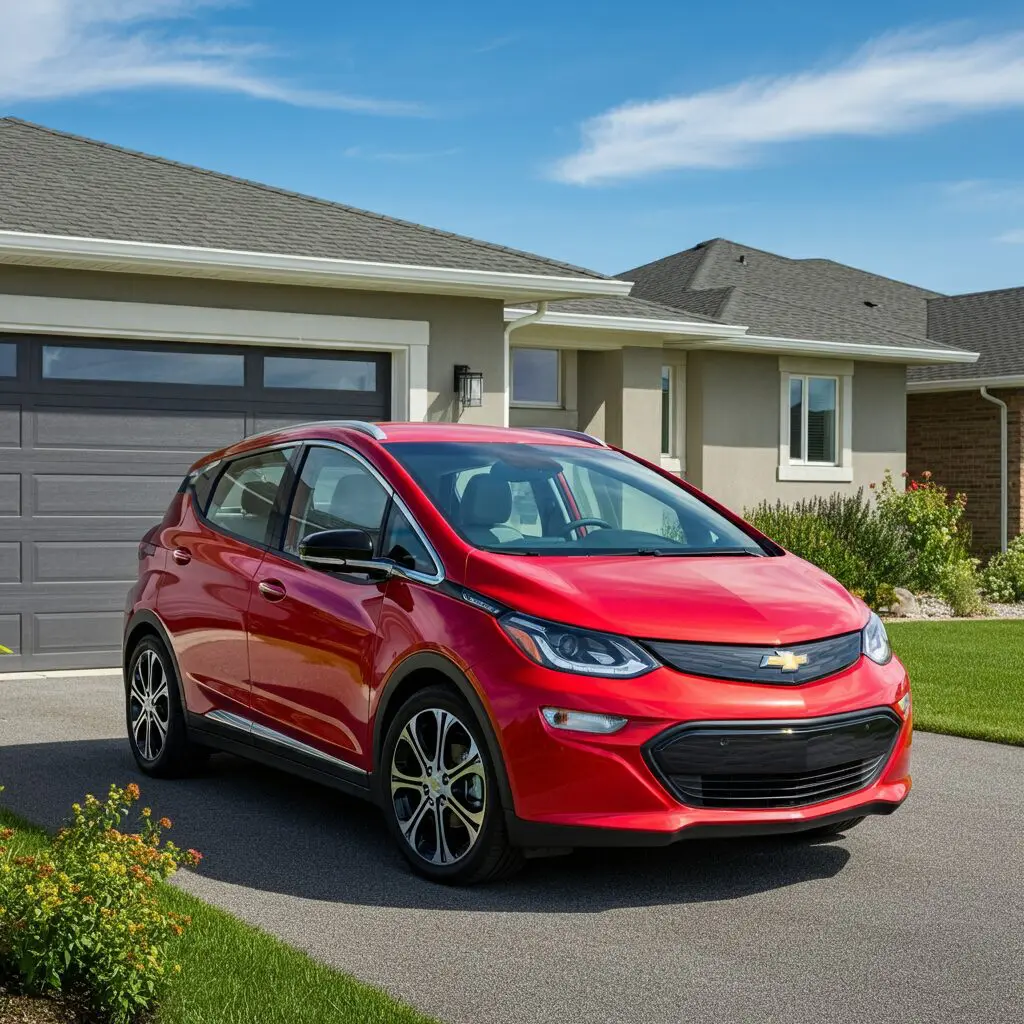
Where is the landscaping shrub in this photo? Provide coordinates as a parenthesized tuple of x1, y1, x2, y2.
(981, 535, 1024, 603)
(746, 488, 915, 608)
(0, 783, 201, 1024)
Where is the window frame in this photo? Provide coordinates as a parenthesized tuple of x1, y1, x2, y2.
(660, 356, 686, 476)
(510, 347, 562, 408)
(778, 359, 854, 483)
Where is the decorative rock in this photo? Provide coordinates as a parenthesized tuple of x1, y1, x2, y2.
(892, 587, 920, 618)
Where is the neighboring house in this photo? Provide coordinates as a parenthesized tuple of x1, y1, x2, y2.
(619, 239, 976, 508)
(0, 119, 974, 670)
(907, 287, 1024, 555)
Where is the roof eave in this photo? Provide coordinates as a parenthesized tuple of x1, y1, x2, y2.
(0, 230, 633, 303)
(503, 306, 746, 340)
(908, 374, 1024, 393)
(700, 332, 979, 365)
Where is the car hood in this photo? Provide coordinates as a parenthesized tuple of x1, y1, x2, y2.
(463, 550, 868, 645)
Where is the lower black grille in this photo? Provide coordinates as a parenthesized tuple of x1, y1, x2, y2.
(647, 709, 901, 810)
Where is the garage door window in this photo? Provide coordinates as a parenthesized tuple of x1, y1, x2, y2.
(205, 448, 295, 546)
(42, 345, 244, 386)
(263, 356, 377, 391)
(0, 343, 15, 376)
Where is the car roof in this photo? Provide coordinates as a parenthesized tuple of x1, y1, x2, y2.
(198, 421, 601, 468)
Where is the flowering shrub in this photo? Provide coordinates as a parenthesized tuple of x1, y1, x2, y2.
(0, 783, 201, 1023)
(981, 535, 1024, 603)
(746, 488, 915, 608)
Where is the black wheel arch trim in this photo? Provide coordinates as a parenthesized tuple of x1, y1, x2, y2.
(123, 610, 189, 718)
(373, 651, 516, 812)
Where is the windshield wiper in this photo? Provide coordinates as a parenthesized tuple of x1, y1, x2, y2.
(631, 547, 763, 557)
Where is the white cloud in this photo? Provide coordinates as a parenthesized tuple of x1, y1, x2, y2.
(995, 229, 1024, 243)
(553, 29, 1024, 184)
(0, 0, 418, 114)
(942, 179, 1024, 208)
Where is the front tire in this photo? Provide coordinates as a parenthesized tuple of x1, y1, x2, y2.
(125, 636, 206, 778)
(380, 685, 523, 884)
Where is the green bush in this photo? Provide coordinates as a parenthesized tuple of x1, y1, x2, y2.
(746, 488, 915, 608)
(981, 535, 1024, 603)
(941, 560, 986, 617)
(0, 783, 201, 1023)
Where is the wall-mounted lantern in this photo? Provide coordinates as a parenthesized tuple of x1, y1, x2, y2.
(454, 364, 484, 407)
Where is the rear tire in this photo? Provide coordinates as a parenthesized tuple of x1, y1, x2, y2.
(125, 636, 207, 778)
(799, 815, 866, 840)
(380, 685, 523, 885)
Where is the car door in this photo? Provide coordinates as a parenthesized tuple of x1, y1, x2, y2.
(157, 445, 296, 716)
(245, 443, 391, 771)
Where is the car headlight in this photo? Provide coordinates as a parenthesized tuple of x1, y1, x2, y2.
(500, 613, 656, 678)
(862, 612, 892, 665)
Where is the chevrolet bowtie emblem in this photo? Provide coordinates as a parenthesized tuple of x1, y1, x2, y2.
(760, 650, 808, 672)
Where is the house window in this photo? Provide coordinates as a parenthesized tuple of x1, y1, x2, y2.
(511, 348, 560, 406)
(788, 375, 838, 464)
(778, 360, 853, 483)
(661, 366, 674, 455)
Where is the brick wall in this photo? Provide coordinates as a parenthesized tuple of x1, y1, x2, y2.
(906, 388, 1024, 556)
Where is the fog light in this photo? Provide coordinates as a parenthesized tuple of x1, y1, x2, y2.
(541, 708, 628, 735)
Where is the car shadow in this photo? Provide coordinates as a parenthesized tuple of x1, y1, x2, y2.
(0, 738, 852, 913)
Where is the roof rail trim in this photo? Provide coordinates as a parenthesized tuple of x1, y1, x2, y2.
(529, 427, 608, 447)
(333, 420, 388, 440)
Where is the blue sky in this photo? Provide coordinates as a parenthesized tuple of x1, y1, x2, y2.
(3, 1, 1024, 293)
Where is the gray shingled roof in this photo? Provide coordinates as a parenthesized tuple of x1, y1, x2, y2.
(0, 117, 606, 280)
(910, 288, 1024, 383)
(620, 238, 968, 353)
(538, 294, 721, 324)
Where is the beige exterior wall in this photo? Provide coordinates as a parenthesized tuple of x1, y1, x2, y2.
(687, 350, 906, 513)
(0, 265, 507, 425)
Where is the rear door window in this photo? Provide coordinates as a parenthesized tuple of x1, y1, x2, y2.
(205, 448, 295, 546)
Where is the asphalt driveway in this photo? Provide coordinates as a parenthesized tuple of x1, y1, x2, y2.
(1, 675, 1021, 1024)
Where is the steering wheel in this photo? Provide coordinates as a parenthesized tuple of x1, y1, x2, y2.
(558, 517, 612, 537)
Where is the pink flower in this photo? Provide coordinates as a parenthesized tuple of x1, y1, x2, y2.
(910, 481, 919, 491)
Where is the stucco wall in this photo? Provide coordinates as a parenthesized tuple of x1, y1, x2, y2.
(688, 351, 907, 514)
(0, 265, 507, 425)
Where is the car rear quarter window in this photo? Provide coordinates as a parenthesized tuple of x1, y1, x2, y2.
(205, 448, 295, 546)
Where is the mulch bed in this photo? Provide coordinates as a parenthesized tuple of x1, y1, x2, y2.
(0, 985, 105, 1024)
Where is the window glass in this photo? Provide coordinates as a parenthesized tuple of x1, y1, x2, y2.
(0, 343, 15, 377)
(385, 441, 764, 556)
(807, 377, 837, 463)
(42, 345, 243, 385)
(264, 356, 377, 392)
(205, 448, 294, 545)
(511, 348, 559, 405)
(283, 446, 389, 555)
(661, 366, 672, 455)
(789, 377, 803, 460)
(382, 504, 438, 576)
(189, 461, 222, 514)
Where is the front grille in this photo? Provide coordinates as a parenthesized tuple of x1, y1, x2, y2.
(644, 631, 862, 685)
(646, 709, 901, 810)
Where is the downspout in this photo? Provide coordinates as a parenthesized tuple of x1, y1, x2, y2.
(502, 301, 548, 427)
(980, 386, 1008, 553)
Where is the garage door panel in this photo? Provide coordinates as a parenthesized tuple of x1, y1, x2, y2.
(33, 541, 138, 584)
(0, 614, 19, 655)
(33, 611, 123, 654)
(0, 543, 20, 583)
(33, 475, 182, 517)
(0, 475, 20, 516)
(0, 406, 20, 448)
(33, 407, 247, 452)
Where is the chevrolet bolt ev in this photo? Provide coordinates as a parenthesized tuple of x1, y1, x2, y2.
(124, 422, 911, 884)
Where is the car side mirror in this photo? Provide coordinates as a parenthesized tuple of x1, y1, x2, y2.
(298, 529, 376, 570)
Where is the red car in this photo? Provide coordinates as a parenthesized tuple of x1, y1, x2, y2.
(124, 421, 911, 884)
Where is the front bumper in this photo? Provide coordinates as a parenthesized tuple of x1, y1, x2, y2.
(465, 623, 912, 846)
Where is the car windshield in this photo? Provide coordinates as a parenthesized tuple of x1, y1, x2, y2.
(384, 441, 768, 556)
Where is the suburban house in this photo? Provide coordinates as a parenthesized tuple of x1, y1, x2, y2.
(907, 287, 1024, 555)
(0, 118, 975, 670)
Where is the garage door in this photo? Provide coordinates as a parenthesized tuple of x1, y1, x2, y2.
(0, 334, 391, 672)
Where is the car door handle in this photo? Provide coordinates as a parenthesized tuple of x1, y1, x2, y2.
(171, 547, 192, 566)
(258, 579, 287, 602)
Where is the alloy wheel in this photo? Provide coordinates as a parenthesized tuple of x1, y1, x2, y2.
(129, 648, 170, 762)
(390, 708, 487, 866)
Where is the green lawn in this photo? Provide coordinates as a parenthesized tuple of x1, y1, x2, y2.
(0, 809, 435, 1024)
(887, 619, 1024, 746)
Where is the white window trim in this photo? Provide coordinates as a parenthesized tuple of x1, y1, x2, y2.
(0, 293, 430, 420)
(660, 355, 686, 475)
(778, 359, 853, 483)
(510, 346, 562, 408)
